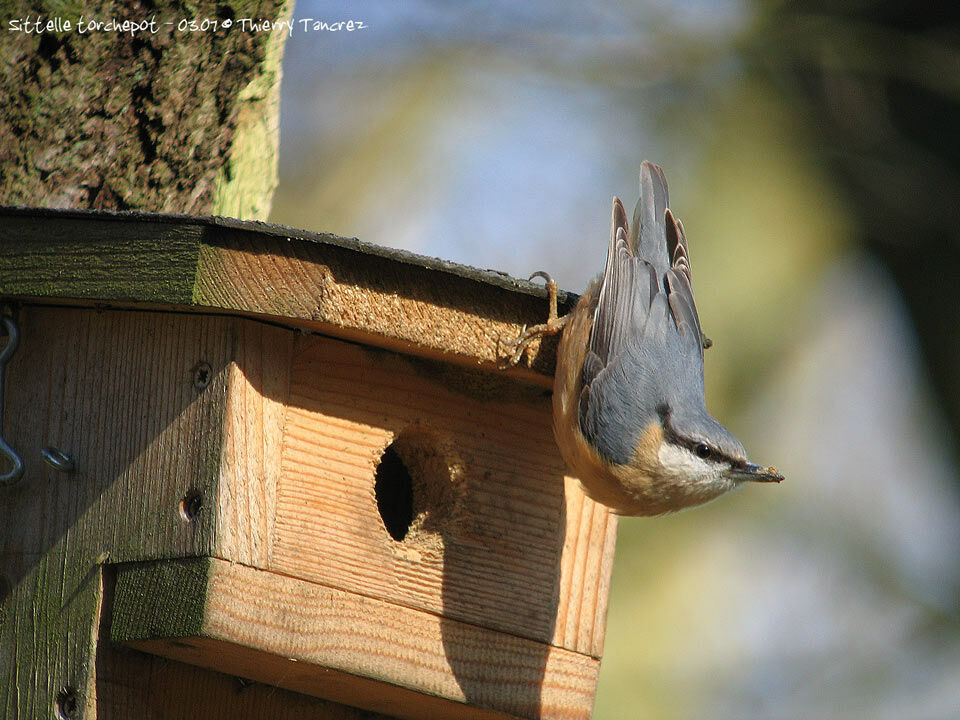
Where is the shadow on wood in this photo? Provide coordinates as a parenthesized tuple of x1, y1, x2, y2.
(0, 306, 229, 715)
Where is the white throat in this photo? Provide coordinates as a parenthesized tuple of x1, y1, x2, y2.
(657, 441, 732, 491)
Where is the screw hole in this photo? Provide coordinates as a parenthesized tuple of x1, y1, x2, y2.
(179, 490, 203, 522)
(375, 444, 414, 541)
(192, 362, 212, 391)
(55, 686, 78, 719)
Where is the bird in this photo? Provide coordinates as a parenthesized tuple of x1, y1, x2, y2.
(507, 161, 782, 515)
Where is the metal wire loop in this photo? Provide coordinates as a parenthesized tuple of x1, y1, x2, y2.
(41, 446, 76, 473)
(0, 314, 24, 485)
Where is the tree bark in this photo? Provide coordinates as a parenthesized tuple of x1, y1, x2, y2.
(0, 1, 293, 219)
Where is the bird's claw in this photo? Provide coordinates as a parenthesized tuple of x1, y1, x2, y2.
(501, 271, 569, 367)
(500, 325, 529, 348)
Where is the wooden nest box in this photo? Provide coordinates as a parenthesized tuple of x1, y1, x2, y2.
(0, 208, 618, 720)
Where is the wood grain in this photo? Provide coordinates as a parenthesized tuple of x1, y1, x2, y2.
(0, 214, 205, 303)
(0, 307, 234, 717)
(113, 557, 600, 720)
(269, 335, 618, 658)
(0, 208, 575, 381)
(216, 321, 293, 567)
(0, 305, 617, 718)
(97, 644, 397, 720)
(194, 228, 564, 378)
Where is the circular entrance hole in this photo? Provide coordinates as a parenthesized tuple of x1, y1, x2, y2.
(374, 426, 464, 544)
(374, 444, 414, 541)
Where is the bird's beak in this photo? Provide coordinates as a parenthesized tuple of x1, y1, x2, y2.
(731, 463, 784, 483)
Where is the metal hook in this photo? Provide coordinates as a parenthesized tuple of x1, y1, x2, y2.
(0, 314, 24, 485)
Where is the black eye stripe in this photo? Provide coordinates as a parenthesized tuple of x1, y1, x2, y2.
(662, 419, 742, 466)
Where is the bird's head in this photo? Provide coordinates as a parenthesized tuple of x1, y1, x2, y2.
(640, 404, 782, 510)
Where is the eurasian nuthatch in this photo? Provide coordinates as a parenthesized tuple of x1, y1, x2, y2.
(509, 161, 782, 515)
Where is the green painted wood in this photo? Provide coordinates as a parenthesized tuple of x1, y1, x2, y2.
(0, 553, 103, 718)
(0, 207, 574, 379)
(0, 207, 569, 307)
(111, 557, 212, 644)
(0, 308, 233, 718)
(0, 214, 205, 303)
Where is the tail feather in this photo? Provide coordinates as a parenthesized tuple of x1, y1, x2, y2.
(632, 160, 671, 275)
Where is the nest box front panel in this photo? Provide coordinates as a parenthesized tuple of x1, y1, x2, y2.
(269, 334, 616, 657)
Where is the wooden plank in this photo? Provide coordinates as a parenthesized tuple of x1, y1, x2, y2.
(0, 307, 234, 717)
(267, 335, 618, 658)
(555, 480, 619, 656)
(0, 208, 575, 380)
(97, 645, 399, 720)
(193, 227, 565, 376)
(216, 321, 293, 567)
(112, 557, 600, 720)
(0, 551, 103, 719)
(0, 214, 204, 304)
(0, 307, 230, 556)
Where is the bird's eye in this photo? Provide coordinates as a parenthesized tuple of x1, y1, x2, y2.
(695, 443, 712, 459)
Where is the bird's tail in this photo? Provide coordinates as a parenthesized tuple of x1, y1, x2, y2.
(630, 160, 671, 273)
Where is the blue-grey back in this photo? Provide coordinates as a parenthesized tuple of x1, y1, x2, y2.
(578, 161, 746, 466)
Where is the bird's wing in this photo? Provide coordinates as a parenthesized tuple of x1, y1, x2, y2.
(587, 163, 704, 372)
(663, 208, 709, 353)
(577, 162, 708, 465)
(588, 197, 657, 370)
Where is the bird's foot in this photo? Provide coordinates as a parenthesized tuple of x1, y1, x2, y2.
(502, 272, 570, 367)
